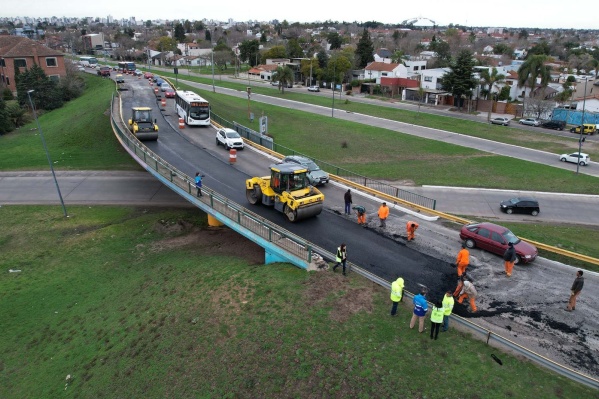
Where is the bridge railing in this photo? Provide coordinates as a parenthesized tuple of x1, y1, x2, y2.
(111, 94, 313, 265)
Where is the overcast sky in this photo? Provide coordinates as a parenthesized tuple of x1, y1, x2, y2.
(3, 0, 597, 30)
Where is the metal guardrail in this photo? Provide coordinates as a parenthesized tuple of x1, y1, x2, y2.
(110, 93, 314, 266)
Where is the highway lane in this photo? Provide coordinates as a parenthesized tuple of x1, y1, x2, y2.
(114, 73, 599, 377)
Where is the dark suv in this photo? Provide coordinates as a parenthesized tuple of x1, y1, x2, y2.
(541, 120, 566, 131)
(499, 197, 540, 216)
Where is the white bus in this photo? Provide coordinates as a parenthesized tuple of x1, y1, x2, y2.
(175, 90, 210, 126)
(79, 56, 98, 67)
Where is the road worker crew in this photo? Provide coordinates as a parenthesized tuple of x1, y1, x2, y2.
(352, 205, 366, 225)
(441, 290, 454, 332)
(430, 300, 445, 340)
(455, 243, 470, 277)
(458, 278, 478, 313)
(390, 277, 405, 316)
(406, 221, 419, 241)
(378, 202, 389, 228)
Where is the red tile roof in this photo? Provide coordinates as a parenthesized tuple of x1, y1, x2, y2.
(0, 36, 63, 57)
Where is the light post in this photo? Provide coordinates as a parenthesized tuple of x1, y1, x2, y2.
(576, 77, 588, 175)
(27, 90, 68, 217)
(331, 61, 336, 117)
(211, 39, 215, 93)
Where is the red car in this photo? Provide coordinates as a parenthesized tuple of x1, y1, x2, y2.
(144, 72, 153, 79)
(459, 222, 538, 264)
(164, 88, 175, 98)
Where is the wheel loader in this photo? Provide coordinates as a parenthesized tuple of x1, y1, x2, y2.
(246, 163, 324, 222)
(128, 107, 159, 140)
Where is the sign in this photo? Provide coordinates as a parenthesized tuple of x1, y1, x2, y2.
(174, 67, 178, 74)
(259, 116, 268, 134)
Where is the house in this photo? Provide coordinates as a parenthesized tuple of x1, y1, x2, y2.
(364, 62, 407, 83)
(405, 67, 452, 105)
(373, 48, 393, 63)
(0, 36, 67, 94)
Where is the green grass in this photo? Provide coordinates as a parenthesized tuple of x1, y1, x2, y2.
(0, 74, 139, 171)
(0, 206, 595, 398)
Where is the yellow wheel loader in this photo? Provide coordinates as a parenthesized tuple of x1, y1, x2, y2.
(128, 107, 159, 141)
(246, 163, 324, 222)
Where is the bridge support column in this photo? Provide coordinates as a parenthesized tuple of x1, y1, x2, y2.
(265, 249, 287, 265)
(207, 214, 224, 227)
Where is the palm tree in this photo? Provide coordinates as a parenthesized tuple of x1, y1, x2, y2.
(479, 68, 506, 122)
(272, 66, 294, 94)
(517, 55, 551, 99)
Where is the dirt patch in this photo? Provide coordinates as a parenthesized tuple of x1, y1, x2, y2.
(149, 220, 264, 264)
(303, 272, 376, 323)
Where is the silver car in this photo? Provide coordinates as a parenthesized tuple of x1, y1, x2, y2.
(281, 155, 329, 186)
(519, 118, 541, 126)
(490, 117, 510, 126)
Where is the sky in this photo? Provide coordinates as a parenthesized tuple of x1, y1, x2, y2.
(3, 0, 598, 30)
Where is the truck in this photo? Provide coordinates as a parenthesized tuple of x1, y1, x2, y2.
(245, 163, 324, 222)
(128, 107, 159, 141)
(97, 66, 111, 77)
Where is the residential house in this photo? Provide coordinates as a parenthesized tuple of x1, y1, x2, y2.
(364, 62, 407, 83)
(405, 67, 452, 105)
(0, 35, 66, 94)
(373, 48, 393, 63)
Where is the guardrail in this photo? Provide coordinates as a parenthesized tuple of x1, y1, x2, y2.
(111, 93, 314, 267)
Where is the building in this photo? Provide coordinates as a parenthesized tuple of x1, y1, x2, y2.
(0, 36, 66, 94)
(82, 33, 105, 54)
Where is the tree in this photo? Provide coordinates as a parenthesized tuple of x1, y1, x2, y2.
(355, 29, 374, 68)
(430, 40, 452, 68)
(286, 39, 304, 59)
(479, 68, 506, 121)
(316, 49, 328, 68)
(327, 32, 342, 50)
(517, 55, 551, 99)
(145, 20, 152, 28)
(260, 31, 267, 43)
(194, 21, 205, 32)
(174, 23, 186, 43)
(16, 64, 63, 111)
(239, 39, 260, 66)
(323, 53, 352, 86)
(414, 87, 425, 113)
(272, 66, 294, 94)
(493, 43, 512, 56)
(391, 50, 405, 63)
(261, 46, 287, 63)
(205, 29, 211, 42)
(0, 97, 14, 135)
(441, 50, 477, 110)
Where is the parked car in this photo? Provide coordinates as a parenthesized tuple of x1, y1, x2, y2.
(490, 117, 510, 126)
(115, 74, 124, 83)
(459, 222, 538, 264)
(499, 197, 540, 216)
(164, 88, 176, 98)
(216, 128, 244, 150)
(281, 155, 329, 186)
(569, 124, 596, 135)
(540, 120, 565, 131)
(144, 72, 153, 79)
(559, 152, 590, 166)
(519, 118, 541, 127)
(308, 86, 320, 92)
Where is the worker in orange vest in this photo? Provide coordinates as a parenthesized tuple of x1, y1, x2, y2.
(378, 202, 389, 228)
(406, 221, 419, 241)
(455, 243, 470, 277)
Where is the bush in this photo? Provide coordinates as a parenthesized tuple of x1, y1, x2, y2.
(350, 80, 361, 87)
(2, 88, 14, 101)
(6, 100, 31, 128)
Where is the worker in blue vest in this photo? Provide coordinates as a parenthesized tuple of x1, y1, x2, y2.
(195, 172, 205, 197)
(390, 277, 405, 316)
(409, 288, 428, 333)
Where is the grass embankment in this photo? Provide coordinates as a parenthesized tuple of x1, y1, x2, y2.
(0, 206, 594, 398)
(0, 74, 139, 171)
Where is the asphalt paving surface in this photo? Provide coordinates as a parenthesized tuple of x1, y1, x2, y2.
(2, 72, 597, 380)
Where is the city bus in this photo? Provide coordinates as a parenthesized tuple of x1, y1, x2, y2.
(117, 61, 136, 73)
(175, 90, 211, 126)
(79, 56, 98, 67)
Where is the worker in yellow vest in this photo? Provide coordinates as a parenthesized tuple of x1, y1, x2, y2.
(430, 300, 444, 340)
(390, 277, 405, 316)
(441, 290, 454, 332)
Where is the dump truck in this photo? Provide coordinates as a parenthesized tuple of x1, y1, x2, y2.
(246, 163, 324, 222)
(128, 107, 159, 141)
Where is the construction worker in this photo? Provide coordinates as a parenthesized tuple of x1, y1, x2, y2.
(333, 243, 347, 275)
(455, 243, 470, 277)
(352, 205, 366, 226)
(406, 221, 419, 241)
(441, 290, 454, 332)
(390, 277, 404, 316)
(409, 288, 428, 333)
(457, 278, 478, 313)
(344, 189, 352, 215)
(195, 172, 205, 197)
(452, 275, 465, 298)
(503, 242, 517, 277)
(378, 202, 389, 228)
(430, 300, 444, 340)
(566, 270, 584, 311)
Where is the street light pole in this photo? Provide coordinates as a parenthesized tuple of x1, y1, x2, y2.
(27, 90, 68, 217)
(331, 62, 336, 117)
(576, 77, 588, 175)
(211, 39, 215, 93)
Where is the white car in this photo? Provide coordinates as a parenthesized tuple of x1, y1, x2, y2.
(216, 128, 244, 150)
(490, 117, 510, 126)
(560, 152, 590, 166)
(308, 86, 320, 92)
(519, 118, 541, 126)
